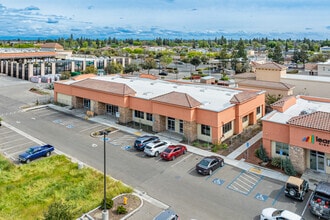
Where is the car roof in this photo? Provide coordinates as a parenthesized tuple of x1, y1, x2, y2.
(281, 210, 303, 219)
(147, 140, 166, 147)
(287, 176, 304, 186)
(315, 181, 330, 195)
(153, 209, 177, 220)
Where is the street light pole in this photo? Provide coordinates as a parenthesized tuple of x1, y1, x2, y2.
(102, 131, 109, 220)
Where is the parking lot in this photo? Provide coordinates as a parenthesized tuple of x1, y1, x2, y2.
(0, 106, 317, 219)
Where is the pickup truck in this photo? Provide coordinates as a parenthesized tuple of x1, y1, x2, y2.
(18, 144, 55, 163)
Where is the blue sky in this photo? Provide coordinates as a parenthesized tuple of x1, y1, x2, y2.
(0, 0, 329, 39)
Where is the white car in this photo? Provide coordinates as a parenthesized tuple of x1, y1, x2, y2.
(144, 140, 170, 157)
(260, 208, 304, 220)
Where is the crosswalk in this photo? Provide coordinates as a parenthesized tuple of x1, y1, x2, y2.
(227, 170, 263, 195)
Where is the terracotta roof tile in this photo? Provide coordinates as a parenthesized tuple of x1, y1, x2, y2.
(152, 91, 201, 108)
(287, 111, 330, 132)
(271, 96, 294, 108)
(40, 43, 64, 50)
(0, 52, 56, 59)
(256, 62, 287, 70)
(72, 78, 136, 96)
(72, 74, 96, 81)
(230, 91, 258, 104)
(139, 73, 158, 80)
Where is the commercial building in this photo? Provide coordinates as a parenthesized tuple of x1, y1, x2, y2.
(54, 75, 265, 143)
(262, 95, 330, 174)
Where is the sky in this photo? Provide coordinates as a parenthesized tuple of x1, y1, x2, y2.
(0, 0, 330, 40)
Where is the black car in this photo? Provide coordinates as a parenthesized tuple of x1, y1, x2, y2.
(159, 71, 168, 76)
(196, 156, 224, 175)
(134, 135, 160, 151)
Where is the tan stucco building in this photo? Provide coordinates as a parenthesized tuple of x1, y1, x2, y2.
(54, 75, 266, 144)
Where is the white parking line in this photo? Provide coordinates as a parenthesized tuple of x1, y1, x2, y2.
(171, 154, 192, 168)
(0, 130, 13, 135)
(0, 137, 28, 146)
(301, 192, 313, 216)
(1, 141, 34, 151)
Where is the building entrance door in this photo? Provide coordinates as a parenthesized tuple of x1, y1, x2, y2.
(310, 150, 325, 172)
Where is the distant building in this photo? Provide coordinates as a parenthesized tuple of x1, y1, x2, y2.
(317, 60, 330, 77)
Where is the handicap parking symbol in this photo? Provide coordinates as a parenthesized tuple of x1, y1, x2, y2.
(124, 146, 131, 150)
(53, 119, 62, 124)
(212, 178, 225, 186)
(255, 193, 268, 201)
(66, 124, 74, 128)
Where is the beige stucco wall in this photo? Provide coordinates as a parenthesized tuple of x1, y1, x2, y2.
(281, 75, 330, 98)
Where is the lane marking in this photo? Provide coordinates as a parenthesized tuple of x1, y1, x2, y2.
(301, 192, 313, 216)
(0, 141, 34, 151)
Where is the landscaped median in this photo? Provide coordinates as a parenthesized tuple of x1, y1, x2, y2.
(0, 154, 132, 220)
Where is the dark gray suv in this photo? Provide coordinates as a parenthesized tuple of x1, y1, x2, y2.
(134, 135, 159, 151)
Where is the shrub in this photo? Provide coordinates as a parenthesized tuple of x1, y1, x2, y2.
(256, 145, 269, 162)
(43, 201, 75, 220)
(220, 143, 228, 150)
(283, 158, 296, 176)
(99, 197, 114, 210)
(211, 145, 219, 152)
(116, 205, 127, 214)
(271, 157, 282, 168)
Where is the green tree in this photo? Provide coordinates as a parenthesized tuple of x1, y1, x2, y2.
(124, 63, 140, 74)
(190, 56, 201, 71)
(270, 44, 284, 64)
(160, 55, 173, 70)
(106, 62, 123, 74)
(141, 57, 157, 74)
(84, 65, 97, 74)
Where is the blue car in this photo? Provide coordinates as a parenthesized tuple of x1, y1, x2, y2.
(134, 135, 159, 151)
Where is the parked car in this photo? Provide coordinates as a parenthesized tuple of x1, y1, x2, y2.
(18, 144, 54, 163)
(159, 71, 168, 76)
(134, 135, 159, 151)
(195, 156, 224, 175)
(309, 181, 330, 219)
(284, 176, 309, 201)
(260, 208, 304, 220)
(153, 209, 179, 220)
(160, 145, 187, 161)
(144, 140, 170, 157)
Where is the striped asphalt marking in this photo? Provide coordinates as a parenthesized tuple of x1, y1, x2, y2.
(227, 170, 263, 195)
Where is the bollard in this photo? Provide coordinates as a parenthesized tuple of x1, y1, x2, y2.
(123, 196, 128, 205)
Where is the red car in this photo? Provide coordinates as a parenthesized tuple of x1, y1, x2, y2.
(160, 145, 187, 161)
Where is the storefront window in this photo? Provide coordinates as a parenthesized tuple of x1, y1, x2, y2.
(201, 124, 210, 136)
(275, 142, 289, 156)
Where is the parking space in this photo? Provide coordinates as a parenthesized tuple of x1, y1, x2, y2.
(0, 125, 38, 162)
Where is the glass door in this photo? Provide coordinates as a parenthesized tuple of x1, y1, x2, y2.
(310, 150, 325, 172)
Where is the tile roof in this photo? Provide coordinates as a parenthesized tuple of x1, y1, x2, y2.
(256, 62, 287, 70)
(0, 52, 56, 59)
(287, 111, 330, 132)
(271, 96, 294, 108)
(230, 91, 258, 104)
(152, 91, 201, 108)
(238, 80, 295, 90)
(72, 78, 136, 96)
(40, 43, 64, 50)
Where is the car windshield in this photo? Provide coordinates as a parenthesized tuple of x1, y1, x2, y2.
(199, 158, 211, 167)
(26, 148, 34, 154)
(272, 209, 284, 217)
(164, 148, 172, 153)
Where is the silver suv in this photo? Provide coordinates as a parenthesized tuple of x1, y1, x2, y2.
(144, 140, 170, 157)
